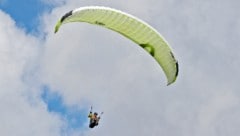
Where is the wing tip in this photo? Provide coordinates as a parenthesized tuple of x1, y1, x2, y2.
(166, 61, 179, 86)
(54, 10, 73, 33)
(54, 20, 62, 33)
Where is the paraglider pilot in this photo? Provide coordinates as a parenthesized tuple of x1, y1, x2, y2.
(88, 107, 101, 128)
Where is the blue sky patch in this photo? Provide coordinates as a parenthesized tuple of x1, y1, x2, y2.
(0, 0, 53, 33)
(41, 86, 88, 130)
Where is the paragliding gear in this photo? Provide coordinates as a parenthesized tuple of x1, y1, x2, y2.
(88, 107, 102, 128)
(54, 6, 179, 85)
(88, 112, 100, 128)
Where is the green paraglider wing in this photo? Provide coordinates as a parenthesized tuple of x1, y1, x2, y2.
(54, 6, 178, 85)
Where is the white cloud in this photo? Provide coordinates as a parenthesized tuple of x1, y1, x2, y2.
(197, 91, 239, 136)
(43, 1, 240, 136)
(0, 11, 62, 136)
(1, 0, 240, 136)
(39, 0, 240, 136)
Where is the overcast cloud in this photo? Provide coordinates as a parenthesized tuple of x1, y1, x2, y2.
(1, 0, 240, 136)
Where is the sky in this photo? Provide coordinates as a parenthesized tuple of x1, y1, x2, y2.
(0, 0, 240, 136)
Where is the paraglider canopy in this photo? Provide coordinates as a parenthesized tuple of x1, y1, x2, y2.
(54, 6, 179, 85)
